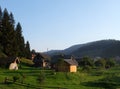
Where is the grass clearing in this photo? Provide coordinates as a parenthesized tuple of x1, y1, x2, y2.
(0, 64, 120, 89)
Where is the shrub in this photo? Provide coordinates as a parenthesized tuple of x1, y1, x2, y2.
(82, 65, 91, 72)
(0, 57, 10, 68)
(37, 71, 46, 84)
(13, 74, 20, 82)
(20, 73, 26, 83)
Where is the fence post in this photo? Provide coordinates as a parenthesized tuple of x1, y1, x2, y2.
(4, 77, 8, 84)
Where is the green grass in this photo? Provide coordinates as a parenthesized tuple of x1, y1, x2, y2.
(0, 61, 120, 89)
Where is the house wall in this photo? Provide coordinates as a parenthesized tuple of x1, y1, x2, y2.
(55, 62, 70, 72)
(43, 61, 46, 67)
(43, 61, 49, 68)
(70, 65, 77, 72)
(55, 61, 77, 72)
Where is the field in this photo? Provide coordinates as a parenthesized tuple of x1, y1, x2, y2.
(0, 59, 120, 89)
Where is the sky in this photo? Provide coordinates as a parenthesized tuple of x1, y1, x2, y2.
(1, 0, 120, 52)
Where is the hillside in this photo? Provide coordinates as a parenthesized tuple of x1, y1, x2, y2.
(1, 65, 120, 89)
(69, 40, 120, 58)
(47, 39, 120, 58)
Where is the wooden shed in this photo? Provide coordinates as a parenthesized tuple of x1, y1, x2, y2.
(55, 58, 78, 72)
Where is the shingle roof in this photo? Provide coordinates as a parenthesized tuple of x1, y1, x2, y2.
(35, 53, 51, 60)
(40, 53, 51, 60)
(64, 59, 78, 66)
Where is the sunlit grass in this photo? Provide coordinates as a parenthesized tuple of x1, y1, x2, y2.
(0, 62, 120, 89)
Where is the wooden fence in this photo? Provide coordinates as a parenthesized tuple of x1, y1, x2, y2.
(4, 77, 67, 89)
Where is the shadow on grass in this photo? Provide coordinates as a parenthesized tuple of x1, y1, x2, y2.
(1, 74, 67, 89)
(81, 74, 120, 89)
(2, 81, 67, 89)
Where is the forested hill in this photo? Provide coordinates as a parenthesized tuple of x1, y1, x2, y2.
(47, 40, 120, 58)
(0, 7, 31, 58)
(69, 40, 120, 58)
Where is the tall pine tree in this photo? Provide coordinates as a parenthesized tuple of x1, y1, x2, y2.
(0, 7, 3, 51)
(15, 22, 26, 57)
(9, 12, 18, 56)
(9, 12, 15, 27)
(25, 41, 31, 58)
(2, 8, 17, 56)
(0, 7, 31, 58)
(0, 7, 2, 26)
(1, 8, 10, 55)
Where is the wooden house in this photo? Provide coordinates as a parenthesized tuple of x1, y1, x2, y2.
(55, 58, 78, 72)
(33, 53, 50, 68)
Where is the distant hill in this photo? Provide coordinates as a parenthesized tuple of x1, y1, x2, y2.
(70, 40, 120, 58)
(45, 50, 63, 56)
(47, 39, 120, 58)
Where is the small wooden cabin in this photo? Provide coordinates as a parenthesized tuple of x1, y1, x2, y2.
(55, 58, 78, 72)
(33, 53, 50, 68)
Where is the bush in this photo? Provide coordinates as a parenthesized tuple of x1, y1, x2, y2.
(20, 73, 26, 83)
(0, 57, 8, 68)
(82, 65, 91, 72)
(13, 74, 20, 82)
(37, 71, 46, 84)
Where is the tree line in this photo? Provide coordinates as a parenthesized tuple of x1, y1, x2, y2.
(0, 7, 31, 58)
(78, 56, 116, 72)
(51, 54, 116, 72)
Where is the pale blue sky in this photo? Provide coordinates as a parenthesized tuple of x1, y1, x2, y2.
(1, 0, 120, 52)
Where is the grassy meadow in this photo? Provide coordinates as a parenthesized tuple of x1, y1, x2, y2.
(0, 58, 120, 89)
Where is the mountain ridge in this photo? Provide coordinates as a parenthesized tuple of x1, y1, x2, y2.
(46, 39, 120, 58)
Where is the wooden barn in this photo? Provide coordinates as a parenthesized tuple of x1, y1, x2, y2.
(32, 53, 50, 68)
(55, 58, 78, 72)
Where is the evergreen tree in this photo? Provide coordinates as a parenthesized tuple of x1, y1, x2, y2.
(0, 7, 31, 58)
(106, 59, 116, 68)
(0, 7, 2, 26)
(1, 8, 10, 55)
(9, 12, 18, 56)
(31, 49, 36, 54)
(25, 41, 31, 58)
(15, 22, 25, 57)
(0, 7, 3, 49)
(1, 8, 17, 56)
(94, 59, 106, 68)
(79, 56, 93, 67)
(0, 7, 2, 18)
(9, 12, 15, 27)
